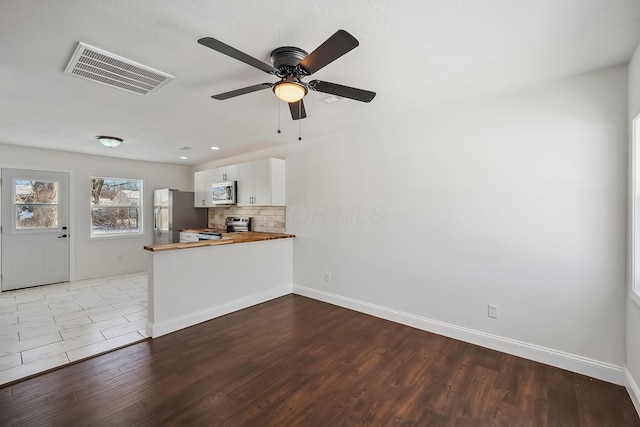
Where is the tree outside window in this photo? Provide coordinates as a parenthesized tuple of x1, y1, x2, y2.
(14, 180, 59, 229)
(90, 177, 143, 237)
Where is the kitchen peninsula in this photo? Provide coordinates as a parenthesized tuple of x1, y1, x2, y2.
(144, 232, 295, 337)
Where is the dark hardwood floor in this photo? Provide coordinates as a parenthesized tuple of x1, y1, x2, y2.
(1, 294, 638, 426)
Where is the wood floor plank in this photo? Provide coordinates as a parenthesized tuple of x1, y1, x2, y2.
(0, 295, 637, 426)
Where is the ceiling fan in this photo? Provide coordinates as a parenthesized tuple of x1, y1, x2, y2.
(197, 30, 376, 120)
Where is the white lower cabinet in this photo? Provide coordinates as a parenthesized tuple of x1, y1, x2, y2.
(237, 158, 285, 206)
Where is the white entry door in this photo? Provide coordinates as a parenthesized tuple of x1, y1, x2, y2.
(1, 169, 70, 291)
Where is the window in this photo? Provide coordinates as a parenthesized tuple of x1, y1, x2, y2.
(90, 177, 143, 237)
(633, 114, 640, 303)
(14, 179, 59, 229)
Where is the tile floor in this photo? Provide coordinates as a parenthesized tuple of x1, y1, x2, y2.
(0, 272, 148, 386)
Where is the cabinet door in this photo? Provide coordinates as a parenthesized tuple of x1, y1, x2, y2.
(194, 171, 208, 207)
(194, 169, 218, 207)
(252, 159, 271, 206)
(236, 162, 254, 206)
(217, 165, 238, 182)
(269, 158, 285, 206)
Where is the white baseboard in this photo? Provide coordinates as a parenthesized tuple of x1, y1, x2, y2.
(626, 369, 640, 415)
(72, 265, 146, 282)
(149, 286, 291, 338)
(293, 285, 628, 386)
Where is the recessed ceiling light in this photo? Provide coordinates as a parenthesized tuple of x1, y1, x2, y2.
(210, 146, 220, 150)
(320, 95, 342, 105)
(179, 156, 188, 160)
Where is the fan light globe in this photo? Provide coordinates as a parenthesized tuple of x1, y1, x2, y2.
(273, 81, 307, 103)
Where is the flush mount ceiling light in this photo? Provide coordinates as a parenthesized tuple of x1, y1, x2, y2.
(96, 136, 123, 148)
(273, 80, 307, 103)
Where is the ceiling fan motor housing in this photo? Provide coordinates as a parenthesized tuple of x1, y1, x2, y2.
(270, 46, 309, 76)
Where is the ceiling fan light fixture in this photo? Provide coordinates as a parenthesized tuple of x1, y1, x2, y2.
(273, 81, 307, 103)
(96, 136, 123, 148)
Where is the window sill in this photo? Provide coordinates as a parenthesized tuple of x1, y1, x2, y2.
(90, 233, 145, 240)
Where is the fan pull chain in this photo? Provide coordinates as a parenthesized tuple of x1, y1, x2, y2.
(298, 102, 302, 141)
(277, 100, 281, 134)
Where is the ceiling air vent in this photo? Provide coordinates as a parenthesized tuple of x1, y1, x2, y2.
(64, 42, 174, 96)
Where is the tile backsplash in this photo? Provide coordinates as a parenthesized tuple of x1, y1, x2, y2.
(208, 206, 286, 233)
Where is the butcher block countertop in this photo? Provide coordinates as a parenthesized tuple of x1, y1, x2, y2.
(144, 231, 295, 252)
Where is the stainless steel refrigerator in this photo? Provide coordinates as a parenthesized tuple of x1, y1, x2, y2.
(153, 189, 208, 244)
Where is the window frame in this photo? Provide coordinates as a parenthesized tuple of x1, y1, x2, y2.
(631, 113, 640, 306)
(89, 175, 144, 239)
(13, 179, 60, 232)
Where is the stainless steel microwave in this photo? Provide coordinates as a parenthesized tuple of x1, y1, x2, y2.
(211, 181, 237, 205)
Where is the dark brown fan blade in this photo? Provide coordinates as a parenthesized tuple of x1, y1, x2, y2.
(309, 80, 376, 103)
(299, 30, 359, 75)
(288, 99, 307, 120)
(212, 83, 273, 100)
(198, 37, 277, 74)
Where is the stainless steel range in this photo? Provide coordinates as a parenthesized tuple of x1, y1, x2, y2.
(225, 217, 250, 232)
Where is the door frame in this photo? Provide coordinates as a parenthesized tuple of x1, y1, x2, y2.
(0, 166, 75, 289)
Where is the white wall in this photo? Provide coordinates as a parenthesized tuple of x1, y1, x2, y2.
(628, 44, 640, 405)
(0, 144, 191, 280)
(287, 65, 628, 375)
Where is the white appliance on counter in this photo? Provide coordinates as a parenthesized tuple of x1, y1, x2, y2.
(179, 231, 199, 242)
(196, 231, 222, 240)
(179, 231, 224, 242)
(154, 189, 208, 245)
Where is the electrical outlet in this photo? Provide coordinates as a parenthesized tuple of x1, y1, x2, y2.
(488, 304, 498, 319)
(325, 272, 331, 282)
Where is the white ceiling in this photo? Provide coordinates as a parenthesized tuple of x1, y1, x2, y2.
(1, 0, 639, 165)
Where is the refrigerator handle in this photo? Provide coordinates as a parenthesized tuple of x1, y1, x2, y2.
(154, 206, 161, 235)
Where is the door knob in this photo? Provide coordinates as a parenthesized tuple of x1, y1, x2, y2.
(58, 234, 68, 239)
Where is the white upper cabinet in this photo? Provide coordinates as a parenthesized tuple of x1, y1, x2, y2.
(194, 169, 217, 207)
(215, 165, 238, 182)
(237, 158, 285, 206)
(194, 159, 284, 208)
